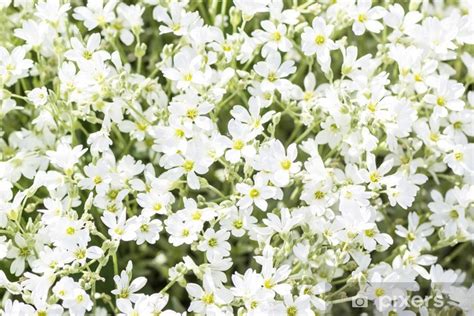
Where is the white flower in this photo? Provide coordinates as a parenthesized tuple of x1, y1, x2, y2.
(236, 175, 279, 211)
(279, 295, 313, 316)
(263, 208, 302, 234)
(112, 262, 147, 302)
(351, 0, 386, 36)
(165, 213, 200, 246)
(102, 210, 136, 241)
(162, 47, 206, 90)
(383, 3, 422, 41)
(253, 50, 296, 92)
(428, 189, 468, 238)
(116, 3, 144, 45)
(395, 212, 434, 251)
(229, 97, 275, 134)
(361, 153, 394, 190)
(223, 120, 258, 163)
(153, 3, 202, 36)
(160, 139, 213, 190)
(129, 215, 163, 245)
(35, 0, 71, 25)
(6, 234, 36, 276)
(168, 90, 214, 131)
(424, 76, 465, 117)
(73, 0, 117, 30)
(64, 33, 109, 64)
(301, 17, 337, 72)
(253, 20, 292, 56)
(0, 46, 33, 86)
(443, 144, 474, 176)
(198, 228, 231, 261)
(0, 0, 473, 314)
(221, 207, 257, 237)
(186, 274, 233, 314)
(260, 260, 291, 296)
(63, 288, 93, 315)
(46, 142, 87, 173)
(429, 264, 459, 292)
(26, 87, 48, 106)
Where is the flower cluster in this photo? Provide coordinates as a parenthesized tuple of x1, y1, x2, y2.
(0, 0, 473, 315)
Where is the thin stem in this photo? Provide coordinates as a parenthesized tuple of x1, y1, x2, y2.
(329, 296, 359, 305)
(112, 253, 119, 276)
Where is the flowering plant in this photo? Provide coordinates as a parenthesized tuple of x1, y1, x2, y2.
(0, 0, 473, 315)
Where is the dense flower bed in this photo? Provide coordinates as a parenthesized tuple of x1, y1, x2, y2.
(0, 0, 473, 315)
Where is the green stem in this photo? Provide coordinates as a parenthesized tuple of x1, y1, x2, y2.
(112, 252, 119, 276)
(442, 242, 470, 265)
(330, 296, 358, 305)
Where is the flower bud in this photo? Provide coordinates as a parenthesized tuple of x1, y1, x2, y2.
(135, 43, 147, 58)
(230, 7, 241, 29)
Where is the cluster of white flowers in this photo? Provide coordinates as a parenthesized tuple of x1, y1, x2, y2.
(0, 0, 473, 315)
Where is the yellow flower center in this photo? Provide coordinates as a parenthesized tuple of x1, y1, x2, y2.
(314, 190, 325, 199)
(202, 293, 214, 305)
(429, 133, 439, 142)
(175, 128, 185, 137)
(287, 306, 297, 316)
(367, 102, 377, 112)
(369, 172, 381, 183)
(375, 288, 385, 297)
(66, 227, 76, 235)
(83, 51, 92, 60)
(249, 188, 260, 198)
(172, 24, 181, 32)
(453, 121, 462, 129)
(75, 248, 86, 259)
(273, 32, 282, 41)
(315, 35, 325, 45)
(364, 229, 375, 237)
(303, 91, 314, 101)
(233, 219, 243, 229)
(19, 247, 30, 257)
(192, 211, 202, 220)
(449, 210, 459, 219)
(76, 294, 84, 303)
(136, 122, 148, 131)
(233, 139, 244, 150)
(140, 224, 149, 232)
(108, 190, 118, 199)
(263, 279, 273, 289)
(281, 159, 292, 170)
(208, 237, 218, 247)
(186, 108, 198, 120)
(436, 96, 445, 106)
(94, 176, 102, 184)
(182, 160, 194, 172)
(454, 152, 463, 161)
(268, 72, 278, 82)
